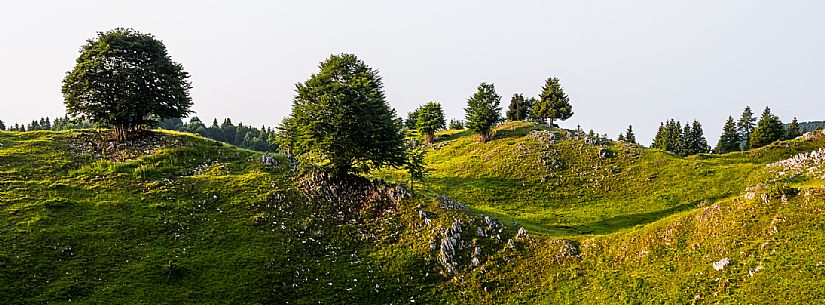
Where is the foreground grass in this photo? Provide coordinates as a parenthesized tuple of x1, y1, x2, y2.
(2, 127, 824, 304)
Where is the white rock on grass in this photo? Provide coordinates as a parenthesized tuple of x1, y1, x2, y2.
(713, 257, 730, 271)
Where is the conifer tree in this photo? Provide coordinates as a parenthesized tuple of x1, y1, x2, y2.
(737, 106, 756, 150)
(689, 120, 709, 154)
(448, 119, 464, 130)
(715, 116, 740, 154)
(0, 120, 5, 131)
(625, 125, 637, 144)
(531, 77, 572, 126)
(464, 82, 502, 143)
(506, 93, 531, 121)
(750, 107, 784, 148)
(405, 108, 421, 129)
(617, 134, 626, 142)
(680, 123, 692, 156)
(786, 117, 801, 139)
(416, 102, 446, 144)
(652, 122, 667, 149)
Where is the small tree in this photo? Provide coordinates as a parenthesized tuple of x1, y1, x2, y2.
(531, 77, 573, 126)
(506, 93, 531, 121)
(689, 120, 709, 155)
(786, 117, 801, 139)
(0, 120, 5, 131)
(405, 108, 421, 129)
(416, 102, 446, 144)
(750, 107, 784, 148)
(715, 116, 740, 154)
(464, 83, 502, 143)
(448, 119, 464, 130)
(737, 106, 756, 150)
(404, 140, 427, 192)
(62, 28, 192, 141)
(625, 125, 637, 144)
(281, 53, 406, 177)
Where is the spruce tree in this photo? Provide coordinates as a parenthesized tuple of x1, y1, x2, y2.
(690, 120, 709, 154)
(0, 120, 5, 131)
(405, 108, 420, 129)
(416, 102, 446, 144)
(715, 116, 740, 154)
(448, 119, 464, 130)
(506, 93, 530, 121)
(652, 122, 667, 149)
(617, 134, 626, 142)
(737, 106, 756, 150)
(464, 82, 502, 143)
(531, 77, 572, 126)
(786, 117, 801, 139)
(750, 107, 785, 148)
(680, 123, 692, 156)
(625, 125, 637, 144)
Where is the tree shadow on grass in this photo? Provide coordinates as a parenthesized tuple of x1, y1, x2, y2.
(570, 201, 698, 235)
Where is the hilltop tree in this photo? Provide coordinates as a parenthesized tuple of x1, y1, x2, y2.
(737, 106, 756, 150)
(715, 116, 740, 154)
(62, 28, 192, 141)
(652, 119, 684, 154)
(0, 120, 5, 131)
(416, 102, 446, 144)
(786, 117, 801, 139)
(506, 93, 532, 121)
(687, 120, 709, 155)
(750, 107, 784, 148)
(624, 125, 637, 144)
(405, 108, 421, 130)
(464, 82, 502, 143)
(280, 53, 406, 177)
(448, 119, 464, 130)
(531, 77, 572, 126)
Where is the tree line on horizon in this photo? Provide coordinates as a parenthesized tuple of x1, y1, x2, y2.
(1, 27, 820, 181)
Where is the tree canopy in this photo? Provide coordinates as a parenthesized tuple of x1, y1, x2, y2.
(61, 28, 192, 141)
(416, 102, 446, 144)
(464, 83, 502, 143)
(531, 77, 573, 126)
(280, 53, 406, 177)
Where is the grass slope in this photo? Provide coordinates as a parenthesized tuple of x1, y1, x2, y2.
(2, 126, 825, 304)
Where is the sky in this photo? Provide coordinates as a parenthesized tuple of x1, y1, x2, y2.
(1, 0, 824, 145)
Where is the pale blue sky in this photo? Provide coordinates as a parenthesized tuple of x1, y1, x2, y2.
(1, 1, 824, 144)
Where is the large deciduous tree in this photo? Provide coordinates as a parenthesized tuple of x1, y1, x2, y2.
(62, 28, 192, 141)
(416, 102, 446, 144)
(464, 83, 502, 143)
(531, 77, 573, 126)
(280, 53, 406, 177)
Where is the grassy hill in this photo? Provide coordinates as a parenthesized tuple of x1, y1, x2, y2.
(2, 124, 825, 304)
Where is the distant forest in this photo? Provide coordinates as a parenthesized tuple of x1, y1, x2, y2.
(0, 115, 278, 152)
(796, 121, 825, 132)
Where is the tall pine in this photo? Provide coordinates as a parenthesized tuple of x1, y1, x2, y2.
(531, 77, 572, 126)
(715, 116, 740, 154)
(737, 106, 756, 150)
(625, 125, 637, 144)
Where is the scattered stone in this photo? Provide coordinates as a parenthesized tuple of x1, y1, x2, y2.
(713, 257, 730, 271)
(261, 153, 278, 166)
